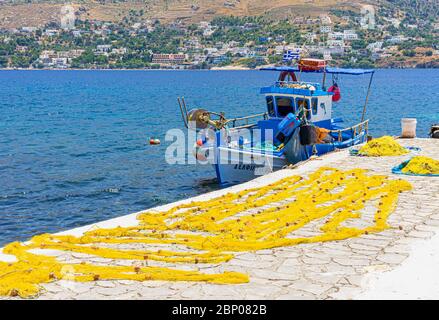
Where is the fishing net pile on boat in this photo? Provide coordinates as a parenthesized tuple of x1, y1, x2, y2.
(357, 136, 409, 156)
(0, 167, 412, 298)
(393, 156, 439, 176)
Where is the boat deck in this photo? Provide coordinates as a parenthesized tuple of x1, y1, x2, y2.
(1, 138, 439, 300)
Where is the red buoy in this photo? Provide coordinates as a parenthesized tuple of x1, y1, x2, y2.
(328, 84, 341, 102)
(149, 138, 160, 145)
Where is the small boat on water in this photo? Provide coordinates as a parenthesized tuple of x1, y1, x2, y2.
(178, 59, 375, 186)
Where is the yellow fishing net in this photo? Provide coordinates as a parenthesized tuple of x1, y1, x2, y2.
(358, 136, 409, 156)
(0, 167, 412, 298)
(401, 156, 439, 175)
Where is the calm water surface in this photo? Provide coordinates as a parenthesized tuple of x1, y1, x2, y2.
(0, 69, 438, 245)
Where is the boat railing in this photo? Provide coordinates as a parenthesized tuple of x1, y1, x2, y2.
(178, 96, 267, 130)
(328, 119, 369, 142)
(225, 112, 268, 129)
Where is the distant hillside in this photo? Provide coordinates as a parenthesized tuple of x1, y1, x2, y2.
(0, 0, 369, 28)
(385, 0, 439, 21)
(0, 0, 438, 29)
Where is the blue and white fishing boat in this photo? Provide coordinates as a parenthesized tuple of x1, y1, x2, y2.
(178, 59, 375, 186)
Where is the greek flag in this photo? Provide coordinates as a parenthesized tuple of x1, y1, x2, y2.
(283, 49, 300, 62)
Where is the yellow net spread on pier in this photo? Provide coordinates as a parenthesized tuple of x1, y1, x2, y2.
(401, 156, 439, 175)
(0, 167, 412, 298)
(358, 136, 409, 156)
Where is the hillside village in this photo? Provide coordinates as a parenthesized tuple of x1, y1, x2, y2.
(0, 3, 438, 69)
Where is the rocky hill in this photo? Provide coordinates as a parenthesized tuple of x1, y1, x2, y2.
(2, 0, 438, 29)
(0, 0, 372, 28)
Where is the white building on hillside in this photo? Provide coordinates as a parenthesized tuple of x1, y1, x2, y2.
(367, 41, 383, 51)
(328, 32, 344, 40)
(320, 26, 332, 33)
(327, 40, 345, 47)
(323, 51, 332, 61)
(343, 30, 358, 41)
(95, 45, 112, 55)
(21, 27, 37, 33)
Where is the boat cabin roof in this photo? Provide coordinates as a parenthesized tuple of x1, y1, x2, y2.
(260, 66, 375, 75)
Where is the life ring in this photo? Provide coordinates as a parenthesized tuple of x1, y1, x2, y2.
(328, 84, 341, 102)
(279, 71, 297, 82)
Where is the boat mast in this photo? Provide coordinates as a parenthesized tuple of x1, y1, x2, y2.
(360, 72, 375, 123)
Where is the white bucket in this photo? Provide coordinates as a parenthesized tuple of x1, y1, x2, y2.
(401, 118, 417, 138)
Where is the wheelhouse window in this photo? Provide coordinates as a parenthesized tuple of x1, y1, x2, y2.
(312, 98, 318, 115)
(275, 97, 295, 117)
(296, 98, 311, 120)
(266, 96, 275, 117)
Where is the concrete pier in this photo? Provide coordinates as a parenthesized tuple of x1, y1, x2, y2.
(1, 138, 438, 300)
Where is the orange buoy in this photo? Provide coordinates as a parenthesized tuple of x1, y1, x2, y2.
(196, 139, 204, 146)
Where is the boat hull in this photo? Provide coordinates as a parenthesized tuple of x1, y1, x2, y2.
(214, 146, 287, 186)
(213, 130, 367, 186)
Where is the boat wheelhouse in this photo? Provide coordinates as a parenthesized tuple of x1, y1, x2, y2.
(178, 60, 375, 185)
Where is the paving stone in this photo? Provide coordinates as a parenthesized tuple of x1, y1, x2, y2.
(116, 280, 137, 285)
(258, 254, 277, 262)
(362, 264, 392, 273)
(234, 253, 259, 261)
(288, 280, 333, 296)
(231, 259, 274, 268)
(351, 249, 378, 257)
(345, 275, 365, 287)
(414, 224, 439, 232)
(280, 258, 302, 267)
(425, 219, 439, 227)
(304, 272, 343, 285)
(252, 269, 301, 281)
(383, 244, 411, 254)
(242, 284, 284, 298)
(180, 285, 204, 299)
(302, 256, 331, 265)
(139, 286, 177, 298)
(168, 282, 196, 290)
(201, 285, 239, 297)
(348, 242, 381, 252)
(328, 286, 362, 299)
(272, 250, 301, 258)
(333, 257, 371, 267)
(314, 247, 352, 257)
(376, 253, 408, 265)
(407, 230, 435, 239)
(41, 283, 65, 293)
(95, 285, 130, 296)
(96, 281, 117, 288)
(276, 290, 316, 300)
(350, 238, 390, 248)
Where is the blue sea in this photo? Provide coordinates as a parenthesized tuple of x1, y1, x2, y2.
(0, 69, 438, 245)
